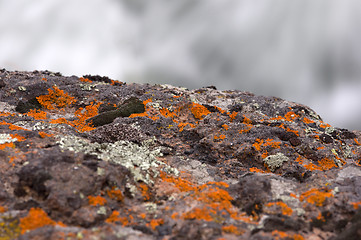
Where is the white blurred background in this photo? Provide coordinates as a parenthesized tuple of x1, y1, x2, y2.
(1, 0, 361, 130)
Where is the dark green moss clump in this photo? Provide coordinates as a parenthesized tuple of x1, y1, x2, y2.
(86, 97, 145, 127)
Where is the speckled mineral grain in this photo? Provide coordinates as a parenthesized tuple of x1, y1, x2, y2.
(0, 69, 361, 239)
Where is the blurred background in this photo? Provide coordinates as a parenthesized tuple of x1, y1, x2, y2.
(1, 0, 361, 130)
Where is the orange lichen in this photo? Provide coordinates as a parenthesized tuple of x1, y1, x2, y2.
(110, 79, 123, 86)
(350, 200, 361, 209)
(105, 210, 129, 225)
(222, 124, 229, 130)
(19, 208, 65, 234)
(0, 121, 28, 131)
(36, 86, 76, 110)
(79, 77, 92, 83)
(228, 111, 238, 121)
(38, 131, 53, 138)
(249, 167, 268, 173)
(222, 225, 244, 235)
(41, 77, 47, 81)
(147, 219, 164, 230)
(106, 188, 124, 202)
(299, 188, 333, 206)
(354, 139, 361, 146)
(182, 206, 214, 221)
(319, 122, 331, 128)
(159, 108, 176, 118)
(284, 111, 299, 121)
(10, 134, 26, 142)
(0, 205, 6, 213)
(88, 195, 107, 206)
(26, 109, 48, 120)
(302, 117, 315, 124)
(253, 138, 281, 152)
(0, 142, 15, 150)
(214, 134, 226, 140)
(190, 102, 210, 120)
(139, 183, 151, 201)
(272, 230, 304, 240)
(265, 201, 293, 216)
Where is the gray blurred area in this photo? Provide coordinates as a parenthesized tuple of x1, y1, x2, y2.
(1, 0, 361, 130)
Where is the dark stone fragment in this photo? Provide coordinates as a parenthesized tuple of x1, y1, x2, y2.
(331, 221, 361, 240)
(340, 129, 357, 139)
(98, 103, 117, 113)
(132, 225, 153, 234)
(229, 103, 244, 113)
(83, 74, 113, 84)
(16, 165, 51, 198)
(14, 200, 40, 210)
(156, 224, 173, 236)
(244, 200, 263, 216)
(0, 79, 5, 88)
(15, 97, 42, 113)
(320, 133, 333, 144)
(275, 129, 297, 141)
(263, 216, 304, 232)
(86, 97, 145, 127)
(67, 196, 82, 210)
(203, 104, 219, 112)
(289, 137, 301, 146)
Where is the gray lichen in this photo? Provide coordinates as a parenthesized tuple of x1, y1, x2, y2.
(56, 135, 177, 184)
(263, 153, 289, 172)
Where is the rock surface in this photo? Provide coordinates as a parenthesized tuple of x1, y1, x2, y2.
(0, 69, 361, 239)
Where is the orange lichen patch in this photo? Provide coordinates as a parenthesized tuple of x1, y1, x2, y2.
(354, 139, 361, 146)
(177, 122, 195, 132)
(272, 230, 304, 240)
(50, 101, 101, 132)
(0, 142, 15, 150)
(222, 225, 244, 235)
(9, 134, 26, 142)
(19, 208, 65, 234)
(147, 219, 164, 230)
(105, 210, 129, 225)
(318, 158, 338, 170)
(0, 205, 6, 213)
(110, 79, 123, 86)
(228, 111, 238, 122)
(182, 206, 215, 221)
(41, 77, 47, 81)
(88, 195, 107, 206)
(26, 109, 48, 120)
(160, 172, 195, 192)
(249, 167, 268, 173)
(38, 131, 53, 138)
(79, 77, 92, 83)
(317, 146, 325, 150)
(36, 86, 76, 110)
(0, 111, 15, 117)
(265, 201, 293, 216)
(284, 111, 299, 121)
(0, 121, 28, 131)
(159, 108, 176, 118)
(299, 188, 333, 207)
(139, 183, 151, 201)
(302, 117, 315, 124)
(303, 157, 338, 171)
(319, 122, 331, 128)
(290, 193, 298, 198)
(214, 134, 226, 140)
(106, 188, 124, 202)
(222, 124, 229, 130)
(350, 200, 361, 209)
(253, 138, 281, 151)
(190, 103, 210, 120)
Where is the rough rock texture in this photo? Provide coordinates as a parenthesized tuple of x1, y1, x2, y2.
(0, 69, 361, 239)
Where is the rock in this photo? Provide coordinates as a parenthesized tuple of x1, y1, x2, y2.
(0, 69, 361, 239)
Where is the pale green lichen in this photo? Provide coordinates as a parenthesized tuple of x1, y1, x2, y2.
(263, 153, 289, 172)
(0, 134, 18, 144)
(56, 135, 176, 184)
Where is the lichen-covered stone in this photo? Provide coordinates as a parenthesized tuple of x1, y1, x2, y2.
(0, 69, 361, 239)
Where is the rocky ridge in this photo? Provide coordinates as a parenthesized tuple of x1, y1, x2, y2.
(0, 69, 361, 239)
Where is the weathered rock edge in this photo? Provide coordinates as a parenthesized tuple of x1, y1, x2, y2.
(0, 69, 361, 239)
